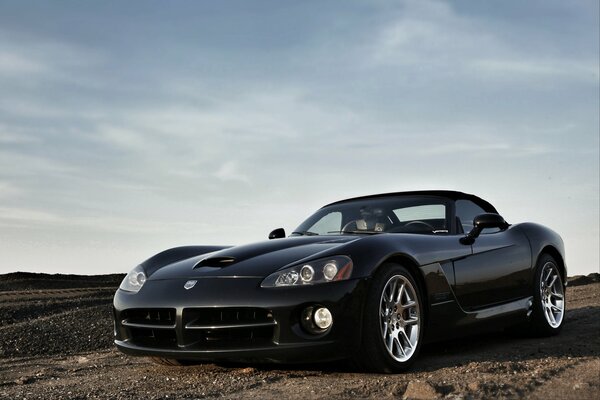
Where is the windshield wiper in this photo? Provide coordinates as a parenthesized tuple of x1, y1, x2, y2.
(291, 231, 320, 236)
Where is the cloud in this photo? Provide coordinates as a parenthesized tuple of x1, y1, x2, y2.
(0, 181, 22, 199)
(0, 206, 61, 224)
(0, 204, 211, 235)
(370, 1, 494, 67)
(214, 161, 251, 184)
(367, 0, 598, 84)
(470, 58, 599, 83)
(0, 49, 48, 75)
(416, 142, 556, 157)
(0, 29, 106, 100)
(0, 127, 40, 144)
(93, 125, 154, 154)
(0, 1, 596, 275)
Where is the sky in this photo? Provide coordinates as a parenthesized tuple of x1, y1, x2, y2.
(0, 0, 598, 276)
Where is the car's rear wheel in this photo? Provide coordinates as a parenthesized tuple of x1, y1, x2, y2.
(354, 263, 424, 373)
(526, 254, 565, 336)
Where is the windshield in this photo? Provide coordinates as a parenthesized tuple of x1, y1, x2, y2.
(293, 196, 449, 236)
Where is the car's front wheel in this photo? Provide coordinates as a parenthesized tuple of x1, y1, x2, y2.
(355, 263, 424, 373)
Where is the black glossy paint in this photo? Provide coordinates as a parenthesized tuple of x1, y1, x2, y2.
(454, 226, 531, 309)
(113, 190, 566, 363)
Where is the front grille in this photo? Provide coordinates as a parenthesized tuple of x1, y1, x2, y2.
(122, 308, 176, 328)
(121, 308, 177, 348)
(120, 307, 275, 350)
(128, 327, 178, 348)
(182, 307, 275, 349)
(184, 308, 273, 327)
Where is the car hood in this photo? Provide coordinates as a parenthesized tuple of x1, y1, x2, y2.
(148, 236, 361, 280)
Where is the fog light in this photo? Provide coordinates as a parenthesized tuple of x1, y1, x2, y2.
(300, 306, 334, 334)
(313, 307, 333, 329)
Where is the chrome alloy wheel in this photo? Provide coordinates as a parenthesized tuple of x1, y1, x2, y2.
(379, 275, 420, 362)
(540, 262, 564, 328)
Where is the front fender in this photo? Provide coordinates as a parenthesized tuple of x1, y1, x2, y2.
(342, 234, 471, 279)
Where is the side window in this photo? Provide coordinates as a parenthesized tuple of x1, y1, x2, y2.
(307, 212, 342, 235)
(393, 204, 446, 222)
(393, 204, 447, 231)
(455, 200, 499, 235)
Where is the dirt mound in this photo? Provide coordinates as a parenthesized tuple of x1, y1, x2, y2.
(0, 273, 119, 357)
(568, 272, 600, 286)
(0, 304, 114, 357)
(0, 272, 124, 291)
(0, 273, 598, 399)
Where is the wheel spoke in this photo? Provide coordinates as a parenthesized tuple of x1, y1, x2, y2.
(546, 306, 556, 325)
(399, 330, 413, 349)
(380, 305, 388, 317)
(403, 300, 416, 309)
(386, 332, 393, 350)
(394, 337, 405, 356)
(544, 306, 551, 321)
(406, 316, 419, 325)
(548, 275, 558, 289)
(551, 291, 563, 299)
(396, 283, 405, 303)
(389, 280, 397, 302)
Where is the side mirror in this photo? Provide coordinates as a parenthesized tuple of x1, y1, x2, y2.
(268, 228, 286, 240)
(460, 213, 508, 245)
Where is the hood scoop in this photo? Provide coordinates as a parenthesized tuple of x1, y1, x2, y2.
(193, 256, 236, 269)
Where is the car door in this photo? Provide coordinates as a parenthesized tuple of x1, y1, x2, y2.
(452, 200, 532, 310)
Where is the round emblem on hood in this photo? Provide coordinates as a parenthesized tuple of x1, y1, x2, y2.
(184, 280, 197, 290)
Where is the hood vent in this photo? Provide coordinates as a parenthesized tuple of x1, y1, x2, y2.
(193, 256, 236, 269)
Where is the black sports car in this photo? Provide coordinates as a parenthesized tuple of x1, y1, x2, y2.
(113, 190, 566, 372)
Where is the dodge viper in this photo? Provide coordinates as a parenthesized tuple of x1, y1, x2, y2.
(113, 190, 566, 372)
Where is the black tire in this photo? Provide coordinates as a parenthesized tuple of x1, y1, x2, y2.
(525, 254, 566, 336)
(148, 357, 191, 366)
(354, 263, 425, 373)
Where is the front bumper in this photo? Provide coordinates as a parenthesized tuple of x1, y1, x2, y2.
(113, 277, 366, 363)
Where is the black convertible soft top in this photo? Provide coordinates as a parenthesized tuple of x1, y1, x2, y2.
(325, 190, 499, 214)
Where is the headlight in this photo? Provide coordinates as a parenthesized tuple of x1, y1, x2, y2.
(261, 256, 353, 287)
(119, 265, 147, 293)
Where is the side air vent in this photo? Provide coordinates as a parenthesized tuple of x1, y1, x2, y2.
(193, 256, 236, 269)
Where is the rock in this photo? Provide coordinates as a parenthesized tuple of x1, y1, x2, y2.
(15, 377, 32, 385)
(238, 367, 255, 374)
(403, 380, 439, 400)
(467, 382, 479, 391)
(568, 273, 600, 286)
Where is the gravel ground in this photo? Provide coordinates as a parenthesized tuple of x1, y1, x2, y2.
(0, 273, 598, 399)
